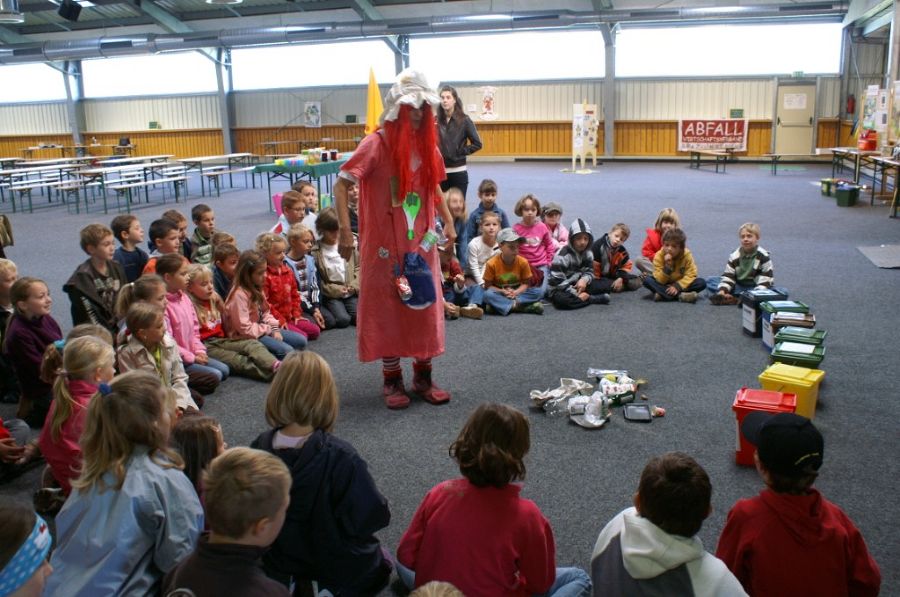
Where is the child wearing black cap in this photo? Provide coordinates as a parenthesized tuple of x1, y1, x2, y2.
(716, 413, 881, 596)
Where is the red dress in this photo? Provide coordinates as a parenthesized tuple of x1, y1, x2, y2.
(341, 132, 446, 362)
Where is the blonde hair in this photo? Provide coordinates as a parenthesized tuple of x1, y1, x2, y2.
(185, 264, 223, 328)
(445, 187, 467, 223)
(654, 208, 681, 231)
(0, 258, 16, 278)
(9, 277, 46, 319)
(410, 582, 465, 597)
(280, 190, 305, 210)
(513, 193, 541, 217)
(115, 275, 165, 320)
(40, 323, 114, 384)
(256, 232, 287, 254)
(72, 370, 182, 493)
(480, 211, 501, 228)
(125, 302, 164, 342)
(286, 223, 314, 244)
(739, 222, 761, 238)
(210, 231, 236, 249)
(203, 447, 291, 538)
(48, 336, 114, 442)
(265, 351, 338, 432)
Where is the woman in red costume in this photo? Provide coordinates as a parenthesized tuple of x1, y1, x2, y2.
(334, 70, 456, 410)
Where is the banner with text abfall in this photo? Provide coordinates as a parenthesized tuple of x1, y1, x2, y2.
(677, 119, 748, 151)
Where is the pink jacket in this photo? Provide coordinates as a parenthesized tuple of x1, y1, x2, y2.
(165, 290, 206, 365)
(38, 379, 97, 494)
(514, 221, 555, 268)
(223, 287, 279, 340)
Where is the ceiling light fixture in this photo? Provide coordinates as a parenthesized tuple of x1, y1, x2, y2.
(0, 0, 25, 24)
(205, 0, 243, 5)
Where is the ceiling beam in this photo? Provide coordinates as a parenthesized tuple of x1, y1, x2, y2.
(0, 25, 34, 44)
(592, 0, 614, 11)
(348, 0, 385, 21)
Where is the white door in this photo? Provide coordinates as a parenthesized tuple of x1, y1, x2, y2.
(775, 85, 816, 154)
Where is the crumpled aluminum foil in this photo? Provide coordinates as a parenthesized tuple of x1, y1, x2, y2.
(530, 378, 594, 410)
(567, 392, 612, 429)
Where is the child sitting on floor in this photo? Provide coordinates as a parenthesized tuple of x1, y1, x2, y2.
(716, 413, 881, 596)
(63, 223, 128, 337)
(212, 242, 240, 302)
(707, 222, 778, 305)
(642, 228, 706, 303)
(223, 250, 306, 360)
(251, 351, 392, 596)
(46, 371, 203, 596)
(143, 218, 185, 275)
(170, 414, 224, 496)
(592, 452, 746, 596)
(117, 303, 198, 413)
(4, 277, 62, 426)
(284, 223, 327, 332)
(591, 223, 643, 295)
(465, 211, 500, 287)
(257, 232, 320, 341)
(111, 214, 148, 283)
(636, 207, 680, 275)
(38, 335, 115, 496)
(465, 178, 510, 242)
(312, 208, 359, 329)
(0, 505, 53, 595)
(438, 241, 483, 320)
(444, 187, 468, 264)
(548, 219, 610, 310)
(397, 403, 591, 596)
(157, 253, 228, 385)
(542, 202, 568, 253)
(513, 193, 555, 298)
(483, 228, 544, 316)
(190, 204, 216, 265)
(162, 447, 292, 597)
(186, 264, 279, 382)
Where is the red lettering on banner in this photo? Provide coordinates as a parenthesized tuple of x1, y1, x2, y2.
(677, 119, 747, 151)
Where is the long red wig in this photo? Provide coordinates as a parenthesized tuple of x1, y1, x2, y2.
(383, 104, 443, 200)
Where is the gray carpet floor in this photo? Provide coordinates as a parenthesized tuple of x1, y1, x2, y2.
(1, 159, 898, 594)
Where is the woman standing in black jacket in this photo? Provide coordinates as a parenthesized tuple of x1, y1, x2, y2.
(437, 85, 482, 199)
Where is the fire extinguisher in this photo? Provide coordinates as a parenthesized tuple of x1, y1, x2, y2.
(846, 94, 856, 116)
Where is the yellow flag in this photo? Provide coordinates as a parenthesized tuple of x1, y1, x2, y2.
(365, 67, 383, 135)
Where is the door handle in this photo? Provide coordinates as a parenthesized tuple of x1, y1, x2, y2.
(809, 117, 813, 125)
(777, 117, 781, 125)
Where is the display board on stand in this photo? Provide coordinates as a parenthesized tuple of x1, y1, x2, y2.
(572, 102, 599, 171)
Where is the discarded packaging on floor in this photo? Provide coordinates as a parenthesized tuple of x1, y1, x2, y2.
(567, 392, 612, 428)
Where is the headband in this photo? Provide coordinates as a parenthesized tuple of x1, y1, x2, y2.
(0, 514, 52, 596)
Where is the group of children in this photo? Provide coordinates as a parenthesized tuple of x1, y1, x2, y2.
(1, 354, 881, 596)
(436, 181, 780, 323)
(0, 175, 882, 596)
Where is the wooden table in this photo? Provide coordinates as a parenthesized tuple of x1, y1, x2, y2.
(96, 155, 173, 166)
(829, 147, 879, 184)
(689, 149, 731, 173)
(79, 162, 174, 206)
(761, 152, 828, 175)
(0, 164, 82, 212)
(179, 153, 255, 196)
(254, 158, 347, 212)
(868, 156, 900, 205)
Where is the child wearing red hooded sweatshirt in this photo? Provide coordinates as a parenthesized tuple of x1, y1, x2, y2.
(716, 412, 881, 597)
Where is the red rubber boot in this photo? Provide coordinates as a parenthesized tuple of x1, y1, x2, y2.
(411, 361, 451, 405)
(383, 370, 410, 410)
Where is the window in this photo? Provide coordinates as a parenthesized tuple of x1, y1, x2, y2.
(410, 30, 605, 82)
(0, 64, 66, 102)
(616, 23, 843, 77)
(82, 51, 218, 97)
(232, 41, 396, 90)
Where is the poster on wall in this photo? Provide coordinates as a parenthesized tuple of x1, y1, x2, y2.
(480, 86, 497, 121)
(874, 89, 889, 133)
(862, 85, 878, 130)
(677, 119, 748, 151)
(304, 101, 322, 128)
(891, 81, 900, 142)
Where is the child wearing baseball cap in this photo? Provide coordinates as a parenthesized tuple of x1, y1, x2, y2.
(716, 413, 881, 596)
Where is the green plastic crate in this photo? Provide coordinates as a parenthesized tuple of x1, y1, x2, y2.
(820, 178, 833, 196)
(775, 327, 827, 346)
(835, 184, 859, 207)
(770, 342, 826, 368)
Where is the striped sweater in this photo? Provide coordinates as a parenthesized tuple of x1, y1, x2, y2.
(717, 246, 774, 291)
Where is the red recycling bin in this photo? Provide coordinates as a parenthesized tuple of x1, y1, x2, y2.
(732, 388, 797, 466)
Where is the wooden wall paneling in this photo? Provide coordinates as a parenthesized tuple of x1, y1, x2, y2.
(0, 134, 74, 158)
(79, 130, 224, 158)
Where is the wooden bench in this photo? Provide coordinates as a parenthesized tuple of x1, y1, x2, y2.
(8, 179, 66, 213)
(107, 176, 187, 213)
(202, 166, 257, 196)
(689, 150, 731, 173)
(762, 152, 829, 175)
